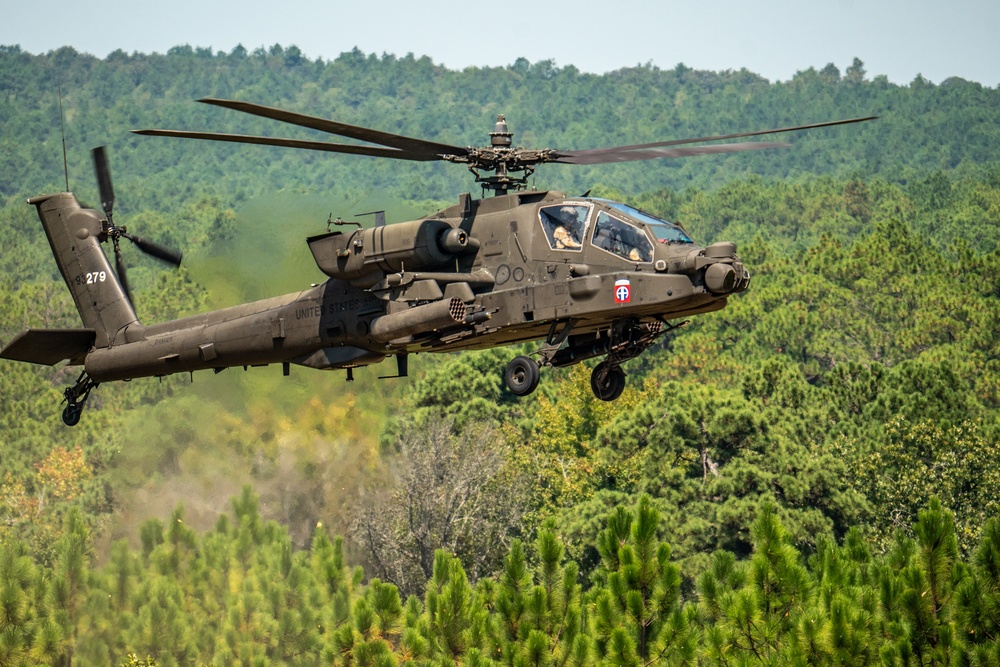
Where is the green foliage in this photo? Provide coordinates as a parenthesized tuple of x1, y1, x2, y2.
(5, 489, 1000, 666)
(2, 43, 1000, 667)
(0, 542, 62, 666)
(955, 518, 1000, 664)
(842, 419, 1000, 554)
(698, 504, 813, 664)
(592, 496, 691, 665)
(404, 348, 520, 430)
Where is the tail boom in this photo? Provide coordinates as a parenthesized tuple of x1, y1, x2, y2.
(29, 192, 141, 348)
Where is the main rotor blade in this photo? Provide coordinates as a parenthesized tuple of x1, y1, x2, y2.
(553, 141, 790, 165)
(124, 232, 183, 266)
(132, 129, 443, 161)
(557, 116, 878, 160)
(91, 146, 115, 218)
(197, 98, 470, 157)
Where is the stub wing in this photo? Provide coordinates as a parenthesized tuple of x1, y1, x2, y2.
(0, 329, 96, 366)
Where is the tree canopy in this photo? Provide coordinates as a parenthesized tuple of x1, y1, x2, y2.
(2, 43, 1000, 666)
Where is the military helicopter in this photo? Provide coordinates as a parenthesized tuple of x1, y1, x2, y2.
(0, 97, 874, 425)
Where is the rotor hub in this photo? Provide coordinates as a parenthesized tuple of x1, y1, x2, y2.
(490, 114, 513, 148)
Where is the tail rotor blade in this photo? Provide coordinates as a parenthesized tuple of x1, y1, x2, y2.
(125, 233, 183, 266)
(91, 146, 115, 219)
(91, 145, 181, 311)
(114, 243, 133, 305)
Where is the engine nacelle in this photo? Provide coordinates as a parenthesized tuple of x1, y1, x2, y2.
(308, 219, 467, 281)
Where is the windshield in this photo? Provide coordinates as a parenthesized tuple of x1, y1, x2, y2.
(592, 211, 653, 262)
(596, 199, 694, 244)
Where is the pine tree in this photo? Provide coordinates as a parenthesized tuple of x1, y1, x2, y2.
(698, 504, 810, 665)
(592, 496, 694, 667)
(878, 498, 966, 666)
(50, 507, 90, 666)
(0, 542, 61, 666)
(956, 517, 1000, 665)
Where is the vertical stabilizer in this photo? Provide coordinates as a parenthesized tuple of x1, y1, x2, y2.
(29, 192, 140, 348)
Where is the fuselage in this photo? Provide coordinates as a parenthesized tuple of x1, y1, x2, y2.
(5, 189, 749, 384)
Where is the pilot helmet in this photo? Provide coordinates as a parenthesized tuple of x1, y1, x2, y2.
(559, 206, 580, 226)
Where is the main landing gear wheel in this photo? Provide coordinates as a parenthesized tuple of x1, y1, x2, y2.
(505, 355, 541, 396)
(62, 403, 83, 427)
(591, 362, 626, 401)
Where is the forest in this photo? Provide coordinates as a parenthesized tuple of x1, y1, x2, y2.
(1, 44, 1000, 665)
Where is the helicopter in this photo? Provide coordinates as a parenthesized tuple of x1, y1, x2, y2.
(0, 97, 875, 425)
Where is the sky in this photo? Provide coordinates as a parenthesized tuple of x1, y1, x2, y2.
(2, 0, 997, 86)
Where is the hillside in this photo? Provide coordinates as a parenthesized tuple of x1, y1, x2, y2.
(1, 44, 1000, 665)
(2, 45, 998, 207)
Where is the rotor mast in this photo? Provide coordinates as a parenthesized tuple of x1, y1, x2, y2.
(449, 115, 542, 196)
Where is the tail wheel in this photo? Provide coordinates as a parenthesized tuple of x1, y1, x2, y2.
(505, 355, 541, 396)
(60, 371, 97, 427)
(591, 362, 626, 401)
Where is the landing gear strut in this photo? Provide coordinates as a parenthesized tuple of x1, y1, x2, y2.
(583, 318, 683, 401)
(61, 371, 98, 426)
(502, 318, 685, 401)
(503, 320, 575, 397)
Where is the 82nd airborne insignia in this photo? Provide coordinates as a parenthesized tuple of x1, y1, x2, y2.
(614, 278, 631, 304)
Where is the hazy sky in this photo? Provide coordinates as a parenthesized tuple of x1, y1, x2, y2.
(2, 0, 997, 86)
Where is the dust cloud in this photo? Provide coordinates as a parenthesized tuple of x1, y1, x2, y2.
(101, 192, 436, 556)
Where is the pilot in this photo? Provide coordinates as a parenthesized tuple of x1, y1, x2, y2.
(619, 227, 650, 262)
(627, 246, 649, 262)
(552, 206, 583, 250)
(626, 233, 650, 262)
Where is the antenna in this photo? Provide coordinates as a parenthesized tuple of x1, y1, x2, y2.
(58, 83, 69, 192)
(356, 210, 387, 227)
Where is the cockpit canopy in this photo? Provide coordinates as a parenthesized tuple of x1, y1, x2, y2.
(600, 200, 693, 245)
(537, 199, 693, 262)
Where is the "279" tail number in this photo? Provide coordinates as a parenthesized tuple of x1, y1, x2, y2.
(75, 271, 108, 285)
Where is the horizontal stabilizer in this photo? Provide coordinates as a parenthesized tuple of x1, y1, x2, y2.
(0, 328, 96, 366)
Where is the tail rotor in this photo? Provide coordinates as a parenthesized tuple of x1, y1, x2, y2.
(91, 146, 183, 304)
